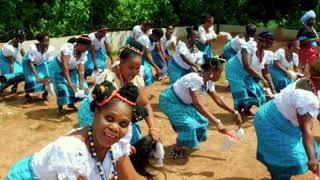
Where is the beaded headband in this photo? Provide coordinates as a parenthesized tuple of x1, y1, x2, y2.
(257, 37, 275, 43)
(288, 40, 299, 45)
(93, 90, 136, 107)
(120, 44, 143, 55)
(97, 27, 109, 32)
(79, 35, 91, 41)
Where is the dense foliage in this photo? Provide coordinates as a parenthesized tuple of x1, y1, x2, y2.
(0, 0, 319, 41)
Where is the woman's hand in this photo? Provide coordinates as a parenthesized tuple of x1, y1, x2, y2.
(165, 55, 171, 61)
(130, 145, 137, 155)
(234, 111, 243, 127)
(69, 82, 77, 92)
(192, 65, 201, 73)
(219, 127, 237, 138)
(308, 159, 320, 172)
(156, 67, 163, 76)
(261, 78, 269, 88)
(36, 76, 42, 83)
(149, 128, 160, 142)
(285, 71, 293, 78)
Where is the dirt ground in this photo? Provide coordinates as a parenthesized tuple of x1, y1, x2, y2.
(0, 38, 318, 179)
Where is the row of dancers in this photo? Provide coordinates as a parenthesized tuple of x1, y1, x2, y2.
(4, 10, 320, 179)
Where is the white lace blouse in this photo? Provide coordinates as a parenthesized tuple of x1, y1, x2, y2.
(88, 33, 111, 51)
(273, 48, 299, 69)
(28, 44, 55, 65)
(230, 35, 247, 52)
(173, 72, 215, 104)
(237, 41, 272, 71)
(172, 41, 204, 70)
(2, 42, 22, 58)
(57, 43, 88, 70)
(198, 25, 217, 44)
(161, 35, 177, 49)
(32, 134, 128, 180)
(273, 82, 320, 126)
(137, 34, 155, 52)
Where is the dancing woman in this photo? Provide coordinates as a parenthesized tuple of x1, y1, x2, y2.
(297, 10, 319, 76)
(270, 40, 300, 92)
(7, 82, 147, 180)
(49, 35, 90, 113)
(254, 59, 320, 179)
(226, 31, 276, 116)
(160, 57, 242, 159)
(0, 29, 26, 95)
(22, 32, 54, 102)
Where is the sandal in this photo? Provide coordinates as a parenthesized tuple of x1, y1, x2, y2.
(57, 105, 64, 114)
(25, 94, 32, 103)
(67, 103, 78, 110)
(171, 148, 184, 159)
(11, 85, 17, 93)
(42, 91, 48, 101)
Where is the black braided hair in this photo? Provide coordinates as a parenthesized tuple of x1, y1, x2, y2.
(90, 81, 116, 112)
(67, 37, 78, 44)
(90, 81, 148, 122)
(245, 23, 256, 37)
(36, 32, 49, 42)
(118, 83, 149, 122)
(130, 135, 155, 179)
(258, 30, 274, 41)
(77, 35, 91, 46)
(199, 12, 212, 24)
(15, 29, 26, 38)
(186, 26, 198, 38)
(119, 39, 144, 60)
(67, 35, 91, 45)
(201, 54, 226, 71)
(152, 28, 164, 38)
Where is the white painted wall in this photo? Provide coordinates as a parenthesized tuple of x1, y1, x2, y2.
(3, 25, 313, 60)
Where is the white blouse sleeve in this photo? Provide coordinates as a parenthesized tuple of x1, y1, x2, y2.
(293, 53, 299, 66)
(187, 73, 203, 92)
(198, 26, 207, 44)
(79, 51, 88, 64)
(2, 44, 16, 57)
(231, 36, 246, 52)
(47, 45, 55, 59)
(263, 50, 274, 65)
(132, 26, 141, 40)
(206, 80, 215, 92)
(137, 36, 149, 48)
(28, 44, 38, 62)
(88, 33, 96, 46)
(170, 36, 177, 46)
(273, 49, 283, 61)
(61, 43, 73, 57)
(294, 90, 320, 119)
(210, 27, 217, 39)
(104, 33, 111, 45)
(18, 43, 23, 52)
(242, 40, 257, 55)
(177, 42, 189, 56)
(34, 136, 89, 180)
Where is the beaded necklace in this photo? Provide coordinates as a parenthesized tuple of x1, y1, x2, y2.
(87, 126, 118, 180)
(308, 77, 318, 96)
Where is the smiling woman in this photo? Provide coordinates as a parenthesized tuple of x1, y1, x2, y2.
(6, 81, 148, 180)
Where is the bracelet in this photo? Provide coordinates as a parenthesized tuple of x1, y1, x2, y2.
(216, 119, 221, 123)
(149, 128, 159, 132)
